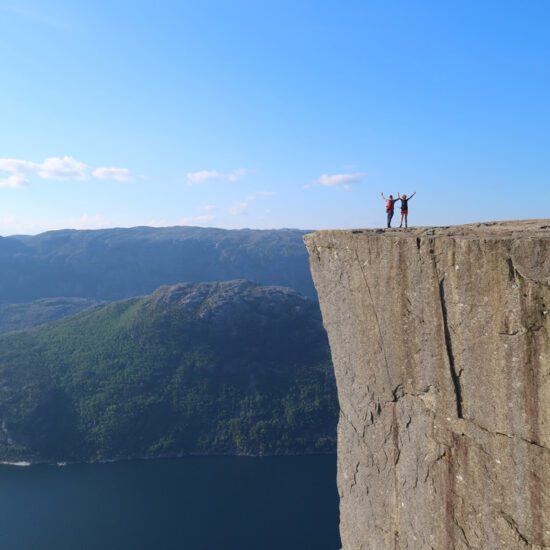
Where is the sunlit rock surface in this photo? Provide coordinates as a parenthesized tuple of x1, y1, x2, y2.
(305, 220, 550, 550)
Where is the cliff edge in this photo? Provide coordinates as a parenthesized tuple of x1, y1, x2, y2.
(305, 220, 549, 549)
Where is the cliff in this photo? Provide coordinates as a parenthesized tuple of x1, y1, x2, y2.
(305, 220, 549, 549)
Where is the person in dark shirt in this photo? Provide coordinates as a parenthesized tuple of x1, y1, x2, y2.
(397, 191, 416, 228)
(380, 192, 398, 228)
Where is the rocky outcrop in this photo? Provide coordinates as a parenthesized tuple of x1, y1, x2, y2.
(305, 221, 550, 549)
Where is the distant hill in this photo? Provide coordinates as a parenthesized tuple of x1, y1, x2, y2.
(0, 226, 315, 304)
(0, 281, 336, 463)
(0, 298, 104, 334)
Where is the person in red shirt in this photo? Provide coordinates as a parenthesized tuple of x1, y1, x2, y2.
(381, 192, 398, 228)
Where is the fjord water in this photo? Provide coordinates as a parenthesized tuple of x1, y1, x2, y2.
(0, 455, 339, 550)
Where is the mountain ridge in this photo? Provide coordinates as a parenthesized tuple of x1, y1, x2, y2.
(0, 225, 315, 303)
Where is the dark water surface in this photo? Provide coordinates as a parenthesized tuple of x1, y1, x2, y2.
(0, 455, 340, 550)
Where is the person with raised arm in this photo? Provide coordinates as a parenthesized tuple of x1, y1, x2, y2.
(381, 192, 399, 228)
(397, 191, 416, 228)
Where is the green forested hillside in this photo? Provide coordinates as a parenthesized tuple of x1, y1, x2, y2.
(0, 281, 336, 463)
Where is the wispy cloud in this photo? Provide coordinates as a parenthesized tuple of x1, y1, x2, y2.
(0, 159, 36, 173)
(186, 168, 248, 185)
(0, 156, 134, 186)
(0, 174, 30, 189)
(229, 191, 276, 216)
(229, 201, 249, 216)
(180, 204, 218, 226)
(92, 167, 133, 182)
(0, 213, 116, 235)
(0, 156, 88, 180)
(308, 172, 366, 190)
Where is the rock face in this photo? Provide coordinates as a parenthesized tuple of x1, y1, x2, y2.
(305, 221, 550, 549)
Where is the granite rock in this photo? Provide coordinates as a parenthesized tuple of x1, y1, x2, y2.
(305, 220, 550, 549)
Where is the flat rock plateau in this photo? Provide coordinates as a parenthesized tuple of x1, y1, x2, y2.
(305, 220, 549, 549)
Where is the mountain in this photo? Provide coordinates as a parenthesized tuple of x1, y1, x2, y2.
(0, 298, 104, 334)
(0, 226, 315, 304)
(0, 280, 336, 463)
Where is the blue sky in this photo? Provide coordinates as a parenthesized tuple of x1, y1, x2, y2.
(0, 0, 548, 234)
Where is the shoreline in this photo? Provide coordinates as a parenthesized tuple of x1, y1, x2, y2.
(0, 449, 336, 468)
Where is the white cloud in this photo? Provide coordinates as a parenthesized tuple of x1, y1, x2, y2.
(0, 174, 30, 189)
(37, 156, 89, 180)
(0, 156, 90, 180)
(314, 172, 366, 190)
(186, 168, 248, 185)
(0, 156, 134, 186)
(186, 170, 220, 184)
(0, 159, 37, 173)
(92, 167, 133, 182)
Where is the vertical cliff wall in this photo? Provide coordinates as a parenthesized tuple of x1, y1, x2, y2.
(305, 221, 549, 550)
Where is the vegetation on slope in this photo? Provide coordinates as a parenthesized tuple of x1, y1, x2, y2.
(0, 281, 336, 463)
(0, 298, 103, 334)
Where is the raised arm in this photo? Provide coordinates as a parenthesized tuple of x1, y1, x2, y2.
(381, 192, 388, 201)
(409, 191, 417, 200)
